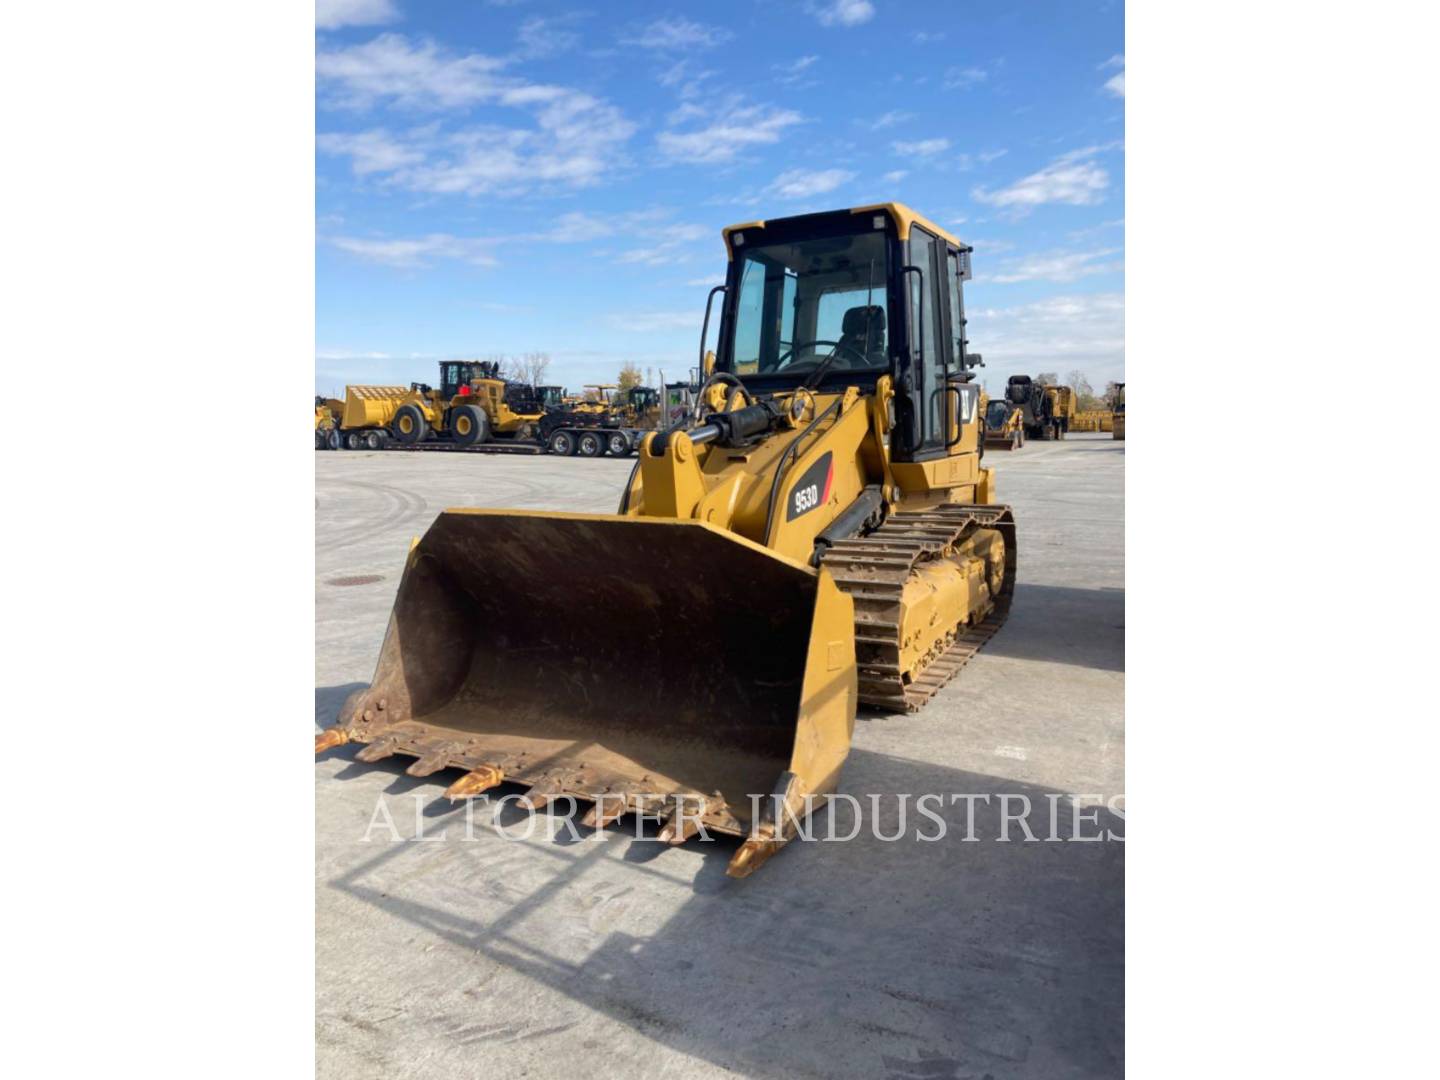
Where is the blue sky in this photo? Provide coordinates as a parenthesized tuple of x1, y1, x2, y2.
(315, 0, 1124, 398)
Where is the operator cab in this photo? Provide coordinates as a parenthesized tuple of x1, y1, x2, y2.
(711, 203, 979, 462)
(985, 398, 1013, 430)
(439, 361, 485, 399)
(628, 386, 659, 411)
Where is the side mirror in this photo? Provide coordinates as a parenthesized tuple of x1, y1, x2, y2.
(968, 352, 983, 367)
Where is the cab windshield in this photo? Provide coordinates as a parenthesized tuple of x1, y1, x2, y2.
(724, 229, 889, 380)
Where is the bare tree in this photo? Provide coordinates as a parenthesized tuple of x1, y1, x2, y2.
(1066, 369, 1099, 411)
(1104, 381, 1124, 410)
(498, 351, 551, 387)
(1036, 371, 1059, 386)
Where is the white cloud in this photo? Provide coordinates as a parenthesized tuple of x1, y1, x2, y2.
(620, 17, 732, 51)
(892, 137, 950, 157)
(316, 0, 399, 31)
(317, 34, 513, 110)
(967, 293, 1125, 380)
(989, 248, 1123, 284)
(912, 31, 946, 44)
(944, 66, 987, 90)
(517, 15, 584, 59)
(972, 146, 1111, 213)
(810, 0, 876, 27)
(882, 169, 908, 183)
(1100, 54, 1125, 97)
(328, 233, 499, 269)
(657, 98, 804, 164)
(316, 129, 424, 174)
(775, 55, 820, 85)
(316, 36, 635, 196)
(867, 110, 913, 130)
(765, 168, 854, 199)
(615, 223, 712, 266)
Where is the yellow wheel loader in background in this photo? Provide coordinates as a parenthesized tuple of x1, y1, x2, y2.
(333, 361, 546, 450)
(1112, 382, 1125, 440)
(314, 397, 342, 450)
(317, 204, 1017, 877)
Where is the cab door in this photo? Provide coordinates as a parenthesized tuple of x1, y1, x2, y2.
(900, 225, 954, 460)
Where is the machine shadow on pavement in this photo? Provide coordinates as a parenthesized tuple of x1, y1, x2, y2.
(976, 584, 1126, 673)
(315, 727, 1124, 1080)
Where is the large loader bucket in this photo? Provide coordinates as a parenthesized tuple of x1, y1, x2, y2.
(322, 509, 857, 855)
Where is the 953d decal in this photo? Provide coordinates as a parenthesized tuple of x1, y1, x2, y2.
(786, 451, 834, 522)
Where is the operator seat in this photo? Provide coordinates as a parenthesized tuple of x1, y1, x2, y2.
(837, 304, 886, 367)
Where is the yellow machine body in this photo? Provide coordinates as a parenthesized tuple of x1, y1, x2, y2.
(320, 203, 1017, 876)
(1112, 382, 1125, 440)
(336, 363, 545, 444)
(980, 392, 1025, 450)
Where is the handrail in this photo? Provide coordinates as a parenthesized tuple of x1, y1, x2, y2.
(699, 285, 726, 372)
(943, 383, 963, 448)
(900, 265, 925, 455)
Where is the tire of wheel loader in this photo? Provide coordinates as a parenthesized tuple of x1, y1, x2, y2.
(392, 404, 428, 444)
(451, 404, 489, 447)
(331, 510, 858, 838)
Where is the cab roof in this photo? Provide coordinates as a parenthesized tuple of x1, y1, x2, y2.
(722, 202, 969, 258)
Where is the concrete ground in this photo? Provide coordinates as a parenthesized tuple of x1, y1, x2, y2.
(315, 434, 1125, 1079)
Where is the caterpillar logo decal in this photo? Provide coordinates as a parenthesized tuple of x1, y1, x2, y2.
(786, 452, 834, 522)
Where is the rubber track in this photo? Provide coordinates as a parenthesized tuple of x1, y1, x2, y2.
(821, 503, 1017, 712)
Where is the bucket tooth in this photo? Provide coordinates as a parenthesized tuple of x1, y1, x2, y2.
(582, 795, 628, 829)
(355, 736, 399, 763)
(522, 783, 565, 811)
(657, 797, 710, 845)
(443, 765, 505, 800)
(314, 728, 349, 754)
(405, 746, 455, 778)
(726, 833, 785, 879)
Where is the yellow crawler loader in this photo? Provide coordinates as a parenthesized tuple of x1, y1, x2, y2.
(316, 204, 1017, 877)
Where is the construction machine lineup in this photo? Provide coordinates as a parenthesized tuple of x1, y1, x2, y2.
(315, 202, 1119, 877)
(315, 369, 684, 456)
(319, 365, 1092, 458)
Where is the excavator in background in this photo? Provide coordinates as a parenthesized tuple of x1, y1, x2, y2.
(981, 392, 1024, 451)
(316, 203, 1017, 877)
